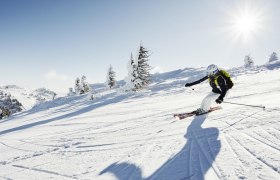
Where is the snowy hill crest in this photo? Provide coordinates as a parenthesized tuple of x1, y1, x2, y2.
(0, 86, 57, 111)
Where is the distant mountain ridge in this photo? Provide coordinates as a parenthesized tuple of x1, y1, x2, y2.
(0, 86, 57, 113)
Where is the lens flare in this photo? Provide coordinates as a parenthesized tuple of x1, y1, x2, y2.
(224, 2, 266, 43)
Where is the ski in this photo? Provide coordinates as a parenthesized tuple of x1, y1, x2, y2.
(174, 106, 222, 120)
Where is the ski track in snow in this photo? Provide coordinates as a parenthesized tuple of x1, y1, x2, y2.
(0, 68, 280, 180)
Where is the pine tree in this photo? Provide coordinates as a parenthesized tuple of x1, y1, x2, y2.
(124, 44, 152, 91)
(244, 55, 254, 68)
(0, 92, 23, 115)
(134, 44, 152, 90)
(74, 77, 82, 94)
(124, 53, 138, 91)
(81, 75, 90, 93)
(106, 65, 116, 89)
(269, 52, 279, 63)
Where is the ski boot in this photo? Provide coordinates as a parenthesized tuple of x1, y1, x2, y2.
(196, 108, 206, 116)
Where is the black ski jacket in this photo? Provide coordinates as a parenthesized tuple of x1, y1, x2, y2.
(185, 70, 234, 100)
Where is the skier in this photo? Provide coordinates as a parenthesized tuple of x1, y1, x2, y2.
(0, 109, 3, 119)
(185, 64, 234, 115)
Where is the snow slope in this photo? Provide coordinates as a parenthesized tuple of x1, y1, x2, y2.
(0, 65, 280, 180)
(0, 86, 57, 110)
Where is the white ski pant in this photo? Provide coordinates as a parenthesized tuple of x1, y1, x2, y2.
(200, 92, 220, 112)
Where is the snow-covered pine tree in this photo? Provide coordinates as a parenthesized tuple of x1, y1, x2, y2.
(124, 44, 152, 92)
(124, 53, 138, 91)
(74, 77, 82, 94)
(81, 75, 90, 94)
(269, 52, 279, 63)
(106, 65, 116, 89)
(244, 55, 254, 68)
(134, 44, 152, 90)
(0, 92, 23, 115)
(30, 88, 57, 102)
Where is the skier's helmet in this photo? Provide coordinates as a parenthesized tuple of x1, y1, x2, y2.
(206, 64, 219, 76)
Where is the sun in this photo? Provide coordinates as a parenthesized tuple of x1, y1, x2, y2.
(226, 3, 265, 43)
(233, 13, 258, 35)
(232, 11, 260, 41)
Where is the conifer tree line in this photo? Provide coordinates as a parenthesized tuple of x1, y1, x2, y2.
(243, 52, 279, 68)
(70, 43, 152, 95)
(70, 44, 278, 96)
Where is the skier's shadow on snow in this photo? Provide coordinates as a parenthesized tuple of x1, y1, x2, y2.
(100, 115, 221, 180)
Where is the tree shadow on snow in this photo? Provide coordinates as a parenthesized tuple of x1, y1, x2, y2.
(100, 115, 221, 180)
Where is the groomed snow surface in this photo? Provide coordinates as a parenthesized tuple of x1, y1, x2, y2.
(1, 68, 280, 180)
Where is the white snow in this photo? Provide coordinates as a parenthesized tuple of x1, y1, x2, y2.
(0, 66, 280, 180)
(0, 86, 57, 110)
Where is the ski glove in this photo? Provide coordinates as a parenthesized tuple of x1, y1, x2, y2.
(216, 98, 223, 104)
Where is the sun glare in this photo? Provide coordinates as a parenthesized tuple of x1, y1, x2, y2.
(234, 13, 257, 34)
(232, 12, 260, 41)
(226, 3, 265, 43)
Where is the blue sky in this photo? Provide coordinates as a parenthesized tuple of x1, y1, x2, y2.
(0, 0, 279, 94)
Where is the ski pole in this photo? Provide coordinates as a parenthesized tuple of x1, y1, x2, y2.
(223, 101, 266, 110)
